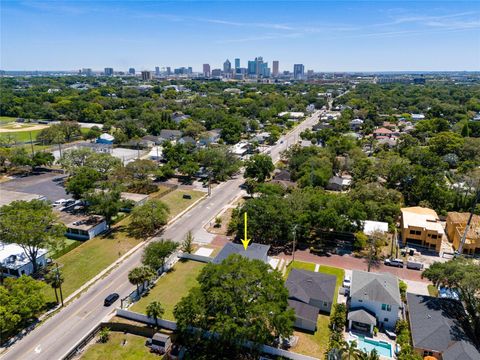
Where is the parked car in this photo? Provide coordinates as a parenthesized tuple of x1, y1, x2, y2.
(406, 260, 424, 270)
(384, 258, 404, 268)
(53, 199, 67, 207)
(342, 275, 351, 289)
(182, 194, 192, 199)
(103, 293, 119, 306)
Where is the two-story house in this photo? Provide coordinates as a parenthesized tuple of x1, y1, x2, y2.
(348, 270, 401, 334)
(400, 207, 444, 252)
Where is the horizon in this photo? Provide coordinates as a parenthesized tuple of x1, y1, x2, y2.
(1, 1, 480, 71)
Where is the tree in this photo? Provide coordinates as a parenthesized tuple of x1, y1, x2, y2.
(340, 340, 362, 360)
(422, 258, 480, 345)
(8, 147, 32, 168)
(146, 301, 165, 329)
(173, 255, 295, 355)
(85, 189, 123, 226)
(128, 266, 155, 296)
(44, 266, 64, 305)
(198, 145, 242, 182)
(129, 200, 170, 237)
(58, 148, 95, 172)
(244, 154, 274, 182)
(65, 167, 101, 199)
(182, 230, 194, 254)
(0, 276, 47, 341)
(142, 239, 178, 272)
(98, 327, 110, 343)
(0, 200, 65, 273)
(31, 151, 55, 169)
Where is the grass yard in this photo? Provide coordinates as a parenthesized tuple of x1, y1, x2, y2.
(291, 314, 330, 359)
(159, 189, 205, 220)
(81, 332, 161, 360)
(284, 260, 316, 278)
(428, 284, 439, 297)
(130, 260, 205, 320)
(0, 129, 43, 142)
(0, 116, 17, 123)
(41, 217, 142, 303)
(317, 265, 344, 304)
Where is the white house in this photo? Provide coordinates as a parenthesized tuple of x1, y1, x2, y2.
(362, 220, 389, 236)
(348, 270, 401, 334)
(65, 215, 107, 240)
(278, 111, 305, 119)
(0, 242, 48, 277)
(411, 113, 425, 121)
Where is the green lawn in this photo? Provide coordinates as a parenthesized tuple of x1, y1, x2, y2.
(317, 265, 344, 304)
(130, 260, 205, 320)
(0, 116, 17, 124)
(0, 129, 43, 142)
(428, 284, 438, 297)
(41, 218, 142, 303)
(80, 332, 161, 360)
(159, 189, 205, 220)
(285, 260, 316, 278)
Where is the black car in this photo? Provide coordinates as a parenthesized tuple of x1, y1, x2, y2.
(104, 293, 119, 306)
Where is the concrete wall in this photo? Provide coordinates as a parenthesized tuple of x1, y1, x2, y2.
(116, 309, 177, 330)
(178, 253, 213, 263)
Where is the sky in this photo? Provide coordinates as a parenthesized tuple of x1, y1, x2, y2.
(1, 1, 480, 72)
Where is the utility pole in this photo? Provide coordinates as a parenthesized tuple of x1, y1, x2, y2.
(458, 190, 480, 255)
(292, 225, 298, 263)
(29, 131, 35, 156)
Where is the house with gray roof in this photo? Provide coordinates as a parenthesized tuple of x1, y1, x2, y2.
(212, 242, 269, 264)
(286, 269, 337, 332)
(348, 270, 401, 333)
(407, 293, 480, 360)
(159, 130, 182, 142)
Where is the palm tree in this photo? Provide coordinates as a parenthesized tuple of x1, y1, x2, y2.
(44, 266, 65, 306)
(340, 340, 362, 360)
(356, 349, 379, 360)
(182, 230, 194, 254)
(128, 266, 155, 296)
(146, 301, 165, 329)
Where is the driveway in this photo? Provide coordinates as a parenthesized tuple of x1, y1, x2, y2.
(1, 172, 68, 202)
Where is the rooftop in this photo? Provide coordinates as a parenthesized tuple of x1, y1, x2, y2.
(0, 242, 48, 270)
(401, 207, 444, 234)
(212, 242, 269, 264)
(350, 270, 401, 306)
(66, 215, 106, 231)
(407, 293, 480, 359)
(286, 269, 337, 304)
(288, 299, 318, 323)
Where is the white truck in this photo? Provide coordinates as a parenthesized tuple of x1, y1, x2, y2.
(406, 258, 424, 270)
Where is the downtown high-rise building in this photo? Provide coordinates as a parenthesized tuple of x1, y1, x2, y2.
(293, 64, 305, 79)
(223, 59, 232, 74)
(128, 67, 135, 75)
(141, 70, 152, 81)
(104, 67, 114, 76)
(234, 58, 240, 69)
(203, 64, 211, 77)
(166, 67, 171, 75)
(155, 66, 160, 76)
(272, 61, 279, 77)
(247, 60, 256, 75)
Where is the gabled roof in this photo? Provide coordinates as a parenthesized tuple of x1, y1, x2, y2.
(286, 269, 337, 304)
(212, 242, 269, 264)
(350, 270, 401, 306)
(288, 299, 318, 323)
(159, 129, 182, 139)
(348, 308, 376, 325)
(407, 293, 479, 358)
(373, 127, 393, 134)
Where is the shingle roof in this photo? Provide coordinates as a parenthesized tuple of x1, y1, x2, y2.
(407, 293, 479, 357)
(350, 270, 401, 306)
(286, 269, 337, 305)
(212, 242, 269, 264)
(159, 130, 182, 139)
(288, 299, 318, 323)
(348, 308, 377, 325)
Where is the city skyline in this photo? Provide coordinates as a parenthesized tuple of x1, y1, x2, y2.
(1, 1, 480, 71)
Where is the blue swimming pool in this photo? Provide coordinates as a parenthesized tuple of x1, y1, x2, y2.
(351, 336, 392, 358)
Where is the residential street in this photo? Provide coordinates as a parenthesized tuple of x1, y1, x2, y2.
(1, 111, 323, 360)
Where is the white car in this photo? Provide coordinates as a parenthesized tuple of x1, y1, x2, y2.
(52, 199, 67, 207)
(343, 275, 351, 289)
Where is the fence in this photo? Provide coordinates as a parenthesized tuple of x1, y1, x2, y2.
(178, 253, 213, 263)
(62, 323, 103, 360)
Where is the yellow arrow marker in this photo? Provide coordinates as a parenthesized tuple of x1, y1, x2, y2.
(241, 212, 251, 250)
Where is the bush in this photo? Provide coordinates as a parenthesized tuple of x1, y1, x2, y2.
(98, 327, 110, 343)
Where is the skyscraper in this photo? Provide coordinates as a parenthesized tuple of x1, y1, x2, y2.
(166, 67, 171, 75)
(155, 66, 160, 76)
(203, 64, 211, 77)
(234, 58, 240, 69)
(223, 59, 231, 74)
(104, 67, 114, 76)
(128, 68, 135, 75)
(247, 60, 256, 75)
(141, 70, 152, 81)
(293, 64, 305, 79)
(255, 56, 263, 76)
(272, 61, 279, 77)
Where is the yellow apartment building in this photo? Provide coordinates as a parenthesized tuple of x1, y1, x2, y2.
(445, 212, 480, 255)
(400, 207, 444, 252)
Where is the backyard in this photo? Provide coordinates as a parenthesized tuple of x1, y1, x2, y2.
(80, 332, 161, 360)
(130, 259, 205, 320)
(286, 260, 345, 359)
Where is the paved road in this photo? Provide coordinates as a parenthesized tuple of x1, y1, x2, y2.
(2, 111, 323, 360)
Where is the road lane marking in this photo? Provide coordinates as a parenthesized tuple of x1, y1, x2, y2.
(34, 345, 42, 354)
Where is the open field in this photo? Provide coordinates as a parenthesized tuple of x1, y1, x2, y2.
(0, 123, 49, 132)
(0, 116, 17, 124)
(0, 129, 43, 142)
(80, 332, 161, 360)
(158, 189, 205, 220)
(130, 260, 205, 320)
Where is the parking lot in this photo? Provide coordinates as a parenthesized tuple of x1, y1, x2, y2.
(1, 171, 68, 202)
